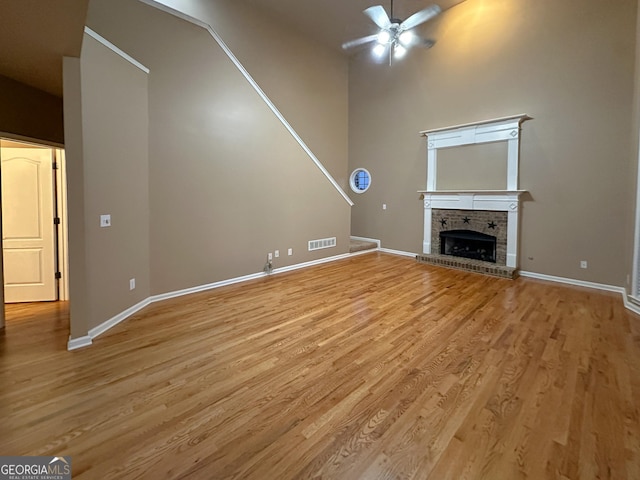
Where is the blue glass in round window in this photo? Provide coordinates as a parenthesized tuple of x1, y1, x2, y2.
(349, 168, 371, 193)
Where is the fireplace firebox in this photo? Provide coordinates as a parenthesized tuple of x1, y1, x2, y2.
(440, 230, 497, 263)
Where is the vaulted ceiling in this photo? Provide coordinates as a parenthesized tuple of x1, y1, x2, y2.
(0, 0, 463, 98)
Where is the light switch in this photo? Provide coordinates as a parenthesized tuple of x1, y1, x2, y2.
(100, 214, 111, 227)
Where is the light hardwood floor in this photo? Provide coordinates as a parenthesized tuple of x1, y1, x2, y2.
(1, 253, 639, 479)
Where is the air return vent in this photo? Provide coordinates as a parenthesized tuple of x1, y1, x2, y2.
(308, 237, 337, 251)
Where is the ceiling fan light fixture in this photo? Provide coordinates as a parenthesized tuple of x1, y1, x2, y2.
(398, 30, 414, 46)
(373, 43, 387, 58)
(377, 30, 391, 44)
(394, 44, 407, 59)
(342, 2, 442, 64)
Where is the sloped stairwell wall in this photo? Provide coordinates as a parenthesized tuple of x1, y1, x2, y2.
(86, 0, 351, 297)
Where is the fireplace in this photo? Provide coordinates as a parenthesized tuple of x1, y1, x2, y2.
(432, 209, 507, 264)
(440, 229, 497, 263)
(416, 115, 531, 278)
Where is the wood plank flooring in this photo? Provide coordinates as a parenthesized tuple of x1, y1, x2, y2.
(1, 253, 639, 479)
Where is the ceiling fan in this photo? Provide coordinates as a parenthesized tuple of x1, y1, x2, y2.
(342, 0, 442, 63)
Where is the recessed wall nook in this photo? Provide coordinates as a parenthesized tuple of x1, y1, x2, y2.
(417, 114, 531, 278)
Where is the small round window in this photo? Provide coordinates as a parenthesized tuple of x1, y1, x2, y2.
(349, 168, 371, 193)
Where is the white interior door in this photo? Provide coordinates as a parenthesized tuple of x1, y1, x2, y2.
(2, 147, 57, 302)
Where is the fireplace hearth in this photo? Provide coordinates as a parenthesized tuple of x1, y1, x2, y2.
(440, 229, 497, 263)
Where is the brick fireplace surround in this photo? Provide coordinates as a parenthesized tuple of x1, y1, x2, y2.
(432, 209, 508, 264)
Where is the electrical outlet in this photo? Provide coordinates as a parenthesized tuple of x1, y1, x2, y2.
(100, 214, 111, 227)
(129, 278, 135, 290)
(288, 248, 293, 256)
(580, 260, 587, 269)
(383, 204, 387, 210)
(268, 252, 273, 261)
(275, 250, 279, 258)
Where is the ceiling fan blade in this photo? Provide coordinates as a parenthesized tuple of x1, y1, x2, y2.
(400, 4, 442, 30)
(363, 5, 391, 30)
(341, 34, 379, 50)
(416, 37, 437, 48)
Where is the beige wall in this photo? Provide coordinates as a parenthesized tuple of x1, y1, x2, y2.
(436, 142, 508, 191)
(64, 34, 150, 336)
(0, 74, 64, 144)
(151, 0, 350, 187)
(85, 0, 351, 297)
(349, 0, 637, 287)
(62, 57, 88, 338)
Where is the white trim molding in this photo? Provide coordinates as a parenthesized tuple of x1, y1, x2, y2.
(68, 250, 363, 350)
(137, 0, 353, 207)
(520, 270, 625, 293)
(624, 295, 640, 316)
(84, 27, 150, 73)
(349, 236, 416, 258)
(520, 270, 640, 317)
(67, 297, 151, 350)
(379, 247, 416, 258)
(68, 247, 639, 350)
(420, 114, 531, 192)
(350, 236, 381, 248)
(67, 335, 92, 350)
(632, 126, 640, 298)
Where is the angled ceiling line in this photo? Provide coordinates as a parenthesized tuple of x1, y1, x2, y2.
(137, 0, 354, 207)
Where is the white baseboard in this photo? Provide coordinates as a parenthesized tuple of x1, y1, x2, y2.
(519, 270, 624, 294)
(149, 271, 266, 304)
(89, 298, 151, 338)
(67, 335, 92, 351)
(67, 297, 151, 350)
(68, 250, 357, 351)
(68, 253, 639, 351)
(350, 236, 381, 248)
(519, 270, 640, 317)
(350, 236, 416, 259)
(348, 249, 378, 257)
(623, 295, 640, 316)
(273, 252, 353, 274)
(379, 247, 417, 258)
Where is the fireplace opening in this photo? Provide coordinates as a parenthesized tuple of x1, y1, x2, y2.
(440, 230, 497, 263)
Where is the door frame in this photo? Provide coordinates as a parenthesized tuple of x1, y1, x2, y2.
(55, 148, 69, 301)
(0, 133, 69, 307)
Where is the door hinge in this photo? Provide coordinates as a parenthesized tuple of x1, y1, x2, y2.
(52, 162, 58, 170)
(55, 272, 62, 279)
(54, 217, 61, 225)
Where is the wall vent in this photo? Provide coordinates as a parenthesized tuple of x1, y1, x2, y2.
(308, 237, 337, 251)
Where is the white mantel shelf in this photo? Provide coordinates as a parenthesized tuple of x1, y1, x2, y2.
(419, 114, 532, 136)
(419, 190, 527, 195)
(419, 190, 527, 213)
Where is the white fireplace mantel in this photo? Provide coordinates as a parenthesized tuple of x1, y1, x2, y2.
(419, 114, 531, 192)
(418, 190, 526, 211)
(419, 115, 531, 269)
(419, 190, 526, 268)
